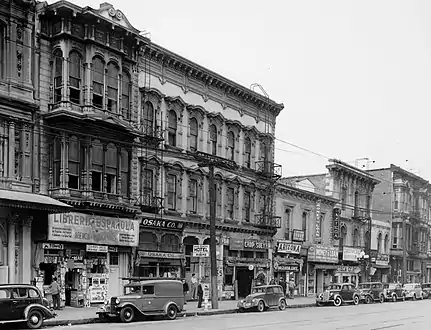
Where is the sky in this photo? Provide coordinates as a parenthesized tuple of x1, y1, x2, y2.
(47, 0, 431, 180)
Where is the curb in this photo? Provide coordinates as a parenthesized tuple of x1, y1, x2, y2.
(44, 303, 315, 327)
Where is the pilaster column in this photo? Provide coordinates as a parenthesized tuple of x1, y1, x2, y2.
(21, 216, 32, 284)
(7, 213, 19, 283)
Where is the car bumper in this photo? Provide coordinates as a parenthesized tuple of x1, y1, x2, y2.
(237, 301, 257, 309)
(316, 298, 332, 305)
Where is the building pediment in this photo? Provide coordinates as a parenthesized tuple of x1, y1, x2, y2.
(93, 2, 139, 33)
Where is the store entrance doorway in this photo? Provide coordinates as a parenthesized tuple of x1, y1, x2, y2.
(236, 267, 254, 298)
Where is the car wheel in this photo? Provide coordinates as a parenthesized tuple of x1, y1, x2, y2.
(402, 295, 406, 302)
(353, 295, 359, 305)
(366, 296, 373, 304)
(278, 299, 286, 311)
(316, 302, 324, 307)
(333, 296, 342, 307)
(238, 307, 245, 313)
(379, 295, 385, 303)
(392, 294, 397, 302)
(413, 294, 416, 301)
(166, 304, 178, 320)
(27, 309, 43, 329)
(421, 293, 424, 300)
(257, 300, 265, 312)
(120, 306, 135, 323)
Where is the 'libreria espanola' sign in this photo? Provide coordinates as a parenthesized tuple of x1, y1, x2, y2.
(48, 212, 139, 247)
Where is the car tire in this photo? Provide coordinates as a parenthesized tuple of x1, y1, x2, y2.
(120, 306, 135, 323)
(166, 304, 178, 320)
(392, 294, 397, 302)
(379, 295, 385, 303)
(353, 295, 359, 305)
(316, 302, 324, 307)
(421, 293, 424, 300)
(402, 295, 406, 302)
(333, 296, 342, 307)
(257, 300, 265, 312)
(27, 309, 44, 329)
(366, 296, 373, 304)
(413, 294, 416, 301)
(278, 299, 286, 311)
(238, 307, 245, 313)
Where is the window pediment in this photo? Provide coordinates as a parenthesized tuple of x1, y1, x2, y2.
(207, 112, 225, 127)
(142, 88, 164, 110)
(165, 96, 185, 119)
(186, 105, 207, 122)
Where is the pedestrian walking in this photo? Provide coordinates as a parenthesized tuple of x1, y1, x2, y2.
(191, 273, 198, 300)
(279, 277, 287, 297)
(182, 279, 189, 305)
(197, 280, 204, 308)
(288, 279, 295, 299)
(50, 277, 60, 310)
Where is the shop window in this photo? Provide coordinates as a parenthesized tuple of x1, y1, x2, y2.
(142, 102, 154, 136)
(68, 136, 80, 189)
(142, 285, 154, 295)
(209, 125, 217, 156)
(244, 191, 251, 222)
(188, 179, 198, 214)
(227, 131, 235, 160)
(167, 110, 177, 146)
(53, 49, 63, 103)
(139, 232, 158, 251)
(244, 137, 251, 168)
(226, 187, 234, 219)
(122, 72, 131, 119)
(107, 63, 119, 112)
(228, 250, 238, 257)
(166, 174, 177, 210)
(241, 251, 253, 258)
(92, 57, 104, 108)
(69, 52, 81, 104)
(91, 140, 103, 191)
(190, 117, 198, 152)
(256, 252, 265, 259)
(109, 252, 119, 266)
(161, 234, 179, 252)
(106, 143, 118, 194)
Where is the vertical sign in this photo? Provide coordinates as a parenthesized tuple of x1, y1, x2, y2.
(332, 208, 340, 240)
(315, 199, 321, 239)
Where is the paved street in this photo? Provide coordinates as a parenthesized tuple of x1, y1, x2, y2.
(49, 300, 431, 330)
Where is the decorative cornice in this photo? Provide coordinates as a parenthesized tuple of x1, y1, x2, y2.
(276, 183, 339, 206)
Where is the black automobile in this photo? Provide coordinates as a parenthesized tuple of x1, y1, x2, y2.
(383, 283, 406, 302)
(0, 284, 56, 329)
(316, 283, 361, 307)
(358, 282, 385, 304)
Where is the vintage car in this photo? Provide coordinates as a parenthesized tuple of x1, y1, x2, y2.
(357, 282, 385, 304)
(420, 283, 431, 299)
(316, 283, 360, 307)
(383, 283, 406, 302)
(97, 279, 184, 323)
(237, 285, 287, 312)
(0, 284, 56, 329)
(403, 283, 424, 300)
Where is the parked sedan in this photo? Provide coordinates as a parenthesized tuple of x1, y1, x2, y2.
(403, 283, 424, 300)
(237, 285, 287, 312)
(316, 283, 360, 307)
(358, 282, 385, 304)
(383, 283, 406, 302)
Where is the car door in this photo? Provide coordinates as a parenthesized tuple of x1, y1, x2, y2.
(340, 284, 351, 301)
(0, 288, 14, 321)
(265, 287, 275, 306)
(10, 287, 29, 320)
(141, 285, 156, 312)
(371, 284, 378, 300)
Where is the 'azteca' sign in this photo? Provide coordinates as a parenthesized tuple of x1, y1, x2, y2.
(332, 208, 341, 240)
(276, 240, 301, 254)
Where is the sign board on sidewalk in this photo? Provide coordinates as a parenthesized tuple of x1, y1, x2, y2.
(193, 245, 210, 257)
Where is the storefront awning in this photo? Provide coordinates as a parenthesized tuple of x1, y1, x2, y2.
(373, 264, 390, 269)
(313, 264, 338, 270)
(0, 190, 72, 212)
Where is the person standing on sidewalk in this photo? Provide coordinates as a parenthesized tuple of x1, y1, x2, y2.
(191, 273, 198, 300)
(182, 279, 189, 305)
(50, 277, 60, 310)
(288, 278, 295, 299)
(197, 280, 203, 308)
(279, 277, 287, 297)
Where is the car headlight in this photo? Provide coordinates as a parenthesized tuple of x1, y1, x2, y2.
(115, 298, 120, 304)
(329, 292, 334, 297)
(252, 298, 257, 303)
(318, 293, 323, 299)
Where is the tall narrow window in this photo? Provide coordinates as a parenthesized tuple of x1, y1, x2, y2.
(168, 110, 177, 146)
(142, 168, 153, 206)
(53, 50, 63, 103)
(364, 231, 370, 250)
(209, 125, 217, 155)
(121, 148, 129, 196)
(107, 63, 119, 112)
(244, 137, 251, 168)
(142, 102, 154, 136)
(226, 187, 234, 219)
(190, 118, 198, 152)
(392, 223, 399, 249)
(227, 131, 235, 161)
(122, 72, 131, 119)
(353, 229, 360, 247)
(14, 123, 21, 178)
(244, 191, 251, 222)
(68, 136, 80, 189)
(53, 138, 61, 187)
(302, 212, 307, 239)
(189, 179, 198, 214)
(91, 140, 103, 191)
(0, 25, 4, 78)
(366, 195, 371, 215)
(339, 226, 347, 250)
(319, 213, 324, 238)
(341, 187, 347, 210)
(106, 144, 117, 194)
(92, 57, 104, 108)
(285, 208, 291, 240)
(260, 142, 266, 161)
(69, 52, 81, 104)
(354, 191, 359, 216)
(167, 174, 177, 210)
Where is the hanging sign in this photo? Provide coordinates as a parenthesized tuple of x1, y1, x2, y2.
(315, 200, 321, 239)
(192, 245, 210, 257)
(333, 208, 341, 240)
(276, 240, 301, 254)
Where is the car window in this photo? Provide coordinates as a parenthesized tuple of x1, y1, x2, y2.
(266, 287, 274, 294)
(274, 287, 282, 294)
(29, 289, 40, 298)
(11, 288, 27, 298)
(142, 285, 154, 295)
(0, 289, 9, 299)
(125, 286, 141, 294)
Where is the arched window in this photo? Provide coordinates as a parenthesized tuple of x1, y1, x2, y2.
(244, 137, 252, 168)
(339, 226, 347, 250)
(92, 57, 104, 108)
(377, 232, 382, 253)
(122, 72, 131, 119)
(384, 234, 389, 253)
(139, 232, 158, 251)
(142, 102, 154, 136)
(260, 142, 266, 161)
(107, 63, 119, 112)
(161, 234, 180, 252)
(69, 52, 81, 104)
(68, 136, 80, 189)
(168, 110, 177, 146)
(91, 139, 103, 191)
(353, 228, 360, 247)
(121, 148, 130, 197)
(190, 118, 198, 152)
(227, 131, 235, 161)
(53, 49, 63, 103)
(209, 125, 217, 155)
(106, 143, 118, 194)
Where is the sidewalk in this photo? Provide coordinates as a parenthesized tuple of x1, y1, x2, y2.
(44, 297, 316, 327)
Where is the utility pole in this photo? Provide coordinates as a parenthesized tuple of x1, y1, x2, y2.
(192, 151, 237, 309)
(402, 215, 407, 284)
(366, 214, 372, 281)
